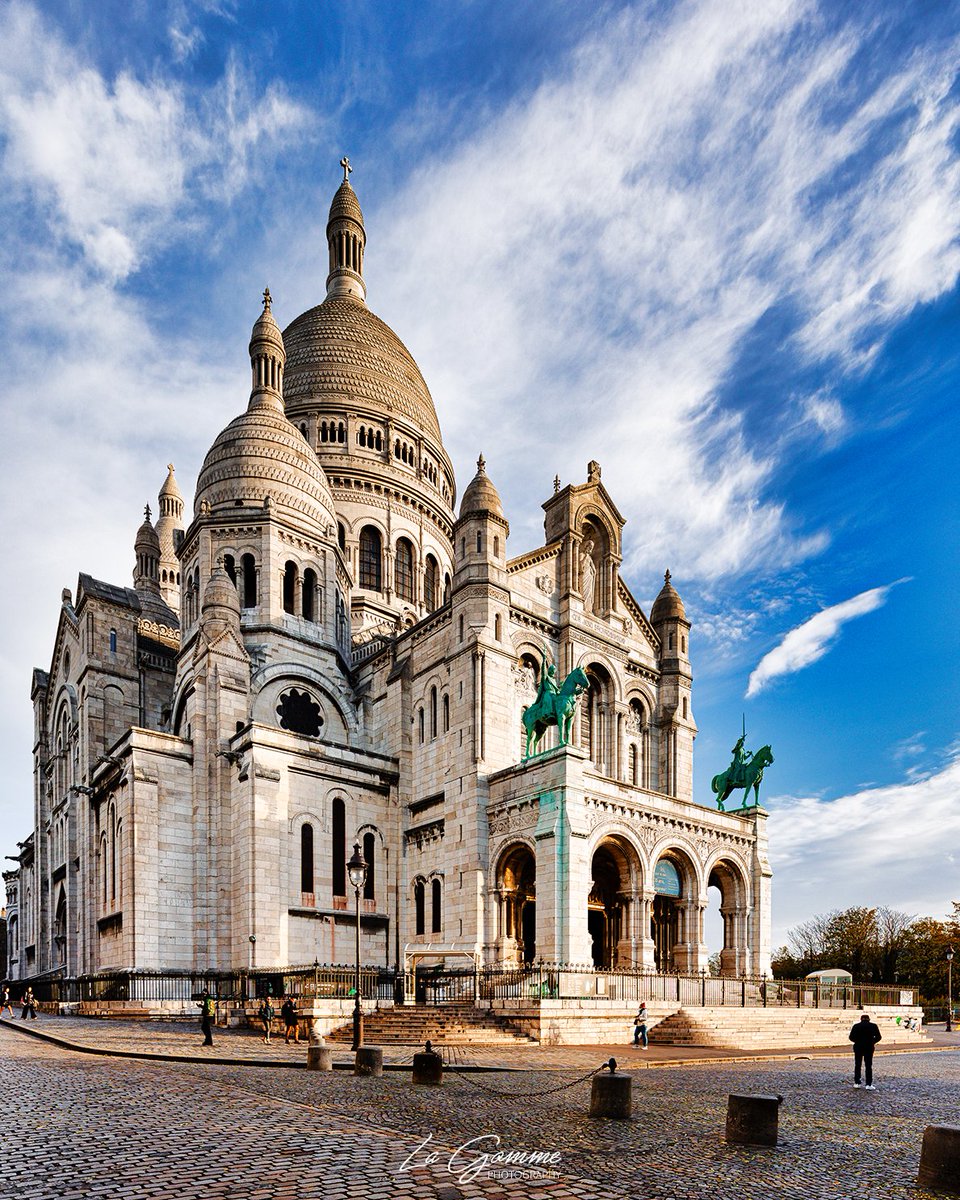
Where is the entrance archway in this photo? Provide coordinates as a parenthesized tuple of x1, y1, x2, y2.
(707, 858, 749, 975)
(496, 844, 536, 964)
(651, 856, 683, 971)
(588, 836, 642, 968)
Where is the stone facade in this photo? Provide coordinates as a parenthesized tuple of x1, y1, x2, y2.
(4, 171, 772, 989)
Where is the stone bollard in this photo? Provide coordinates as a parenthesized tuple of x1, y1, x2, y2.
(354, 1046, 384, 1077)
(917, 1125, 960, 1194)
(412, 1039, 443, 1085)
(725, 1094, 782, 1147)
(307, 1044, 333, 1071)
(589, 1058, 632, 1119)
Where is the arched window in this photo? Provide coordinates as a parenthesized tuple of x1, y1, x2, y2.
(494, 613, 502, 641)
(332, 798, 345, 897)
(359, 527, 382, 591)
(493, 535, 499, 558)
(418, 707, 424, 744)
(115, 821, 122, 905)
(109, 628, 117, 653)
(283, 561, 298, 614)
(443, 574, 451, 604)
(458, 614, 464, 642)
(424, 555, 438, 610)
(415, 880, 425, 935)
(301, 823, 314, 894)
(432, 878, 442, 933)
(442, 694, 450, 733)
(395, 538, 414, 601)
(241, 554, 257, 607)
(476, 531, 482, 553)
(337, 523, 346, 551)
(100, 834, 108, 907)
(363, 831, 375, 901)
(224, 554, 237, 586)
(430, 687, 438, 739)
(302, 568, 317, 621)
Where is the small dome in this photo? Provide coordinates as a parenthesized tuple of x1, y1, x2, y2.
(159, 464, 183, 503)
(202, 560, 241, 617)
(328, 179, 364, 227)
(650, 570, 686, 624)
(135, 507, 160, 555)
(195, 405, 336, 534)
(459, 454, 503, 518)
(249, 287, 285, 360)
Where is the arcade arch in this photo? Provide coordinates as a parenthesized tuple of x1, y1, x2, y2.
(706, 857, 751, 976)
(650, 848, 701, 973)
(588, 833, 643, 968)
(494, 843, 536, 965)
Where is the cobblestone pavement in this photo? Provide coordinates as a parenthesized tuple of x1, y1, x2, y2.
(3, 1021, 958, 1200)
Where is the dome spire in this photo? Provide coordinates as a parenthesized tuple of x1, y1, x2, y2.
(248, 288, 285, 411)
(326, 158, 366, 303)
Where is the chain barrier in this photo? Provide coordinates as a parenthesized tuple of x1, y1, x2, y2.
(442, 1058, 608, 1099)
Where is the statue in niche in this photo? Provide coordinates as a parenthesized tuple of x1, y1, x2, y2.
(580, 535, 598, 614)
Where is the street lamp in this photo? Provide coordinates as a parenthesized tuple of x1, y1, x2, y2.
(347, 842, 368, 1050)
(947, 946, 954, 1034)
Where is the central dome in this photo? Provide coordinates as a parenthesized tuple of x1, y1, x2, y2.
(282, 296, 442, 442)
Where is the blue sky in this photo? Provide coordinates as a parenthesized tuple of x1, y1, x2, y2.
(0, 0, 958, 948)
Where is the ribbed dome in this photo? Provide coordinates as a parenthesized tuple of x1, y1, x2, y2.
(282, 296, 442, 442)
(195, 401, 337, 533)
(135, 510, 160, 555)
(249, 290, 285, 358)
(328, 180, 363, 226)
(650, 570, 686, 624)
(459, 455, 503, 518)
(202, 560, 241, 618)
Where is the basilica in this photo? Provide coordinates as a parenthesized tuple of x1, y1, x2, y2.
(4, 168, 772, 993)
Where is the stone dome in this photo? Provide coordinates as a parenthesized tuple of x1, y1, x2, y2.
(328, 179, 363, 226)
(459, 455, 504, 518)
(650, 570, 686, 624)
(201, 559, 241, 634)
(282, 296, 443, 442)
(195, 401, 337, 533)
(135, 510, 160, 556)
(249, 289, 285, 359)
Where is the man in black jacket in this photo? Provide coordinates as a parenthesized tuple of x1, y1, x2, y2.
(849, 1013, 882, 1089)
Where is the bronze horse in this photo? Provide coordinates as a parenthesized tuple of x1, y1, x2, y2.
(522, 666, 589, 758)
(711, 744, 774, 811)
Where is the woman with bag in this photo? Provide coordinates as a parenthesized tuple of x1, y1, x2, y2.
(633, 1002, 648, 1048)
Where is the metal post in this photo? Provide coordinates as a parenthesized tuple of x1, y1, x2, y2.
(947, 947, 954, 1034)
(352, 882, 363, 1050)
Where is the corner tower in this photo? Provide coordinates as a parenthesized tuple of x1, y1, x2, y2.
(282, 161, 457, 641)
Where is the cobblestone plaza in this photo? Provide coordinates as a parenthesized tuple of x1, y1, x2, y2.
(3, 1021, 958, 1200)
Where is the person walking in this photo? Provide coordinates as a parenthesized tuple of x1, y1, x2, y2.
(197, 990, 215, 1047)
(1, 986, 14, 1017)
(258, 997, 275, 1043)
(20, 988, 38, 1020)
(281, 996, 300, 1044)
(633, 1003, 648, 1049)
(849, 1013, 882, 1089)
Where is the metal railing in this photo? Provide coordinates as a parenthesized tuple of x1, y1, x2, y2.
(6, 964, 917, 1010)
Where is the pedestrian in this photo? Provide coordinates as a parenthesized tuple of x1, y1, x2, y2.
(633, 1003, 648, 1049)
(197, 990, 215, 1047)
(258, 997, 275, 1043)
(20, 987, 38, 1020)
(849, 1013, 882, 1089)
(281, 996, 300, 1044)
(1, 986, 14, 1017)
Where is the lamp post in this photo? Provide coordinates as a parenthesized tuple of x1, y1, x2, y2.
(347, 842, 367, 1050)
(947, 946, 954, 1034)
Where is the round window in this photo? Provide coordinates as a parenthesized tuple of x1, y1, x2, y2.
(276, 689, 324, 737)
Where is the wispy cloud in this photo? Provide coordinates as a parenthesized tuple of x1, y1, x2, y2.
(746, 582, 905, 697)
(0, 2, 308, 279)
(768, 751, 960, 943)
(359, 0, 960, 577)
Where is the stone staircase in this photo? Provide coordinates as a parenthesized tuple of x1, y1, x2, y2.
(649, 1006, 930, 1050)
(327, 1002, 536, 1045)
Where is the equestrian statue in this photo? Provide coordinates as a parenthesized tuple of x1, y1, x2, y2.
(521, 649, 589, 759)
(711, 724, 774, 811)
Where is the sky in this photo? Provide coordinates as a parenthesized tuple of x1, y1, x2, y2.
(0, 0, 958, 951)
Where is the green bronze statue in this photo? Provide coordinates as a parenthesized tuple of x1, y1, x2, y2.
(521, 651, 589, 759)
(711, 724, 774, 810)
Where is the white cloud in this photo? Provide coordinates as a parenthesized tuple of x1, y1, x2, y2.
(356, 0, 960, 578)
(768, 752, 960, 944)
(746, 582, 903, 697)
(0, 2, 308, 280)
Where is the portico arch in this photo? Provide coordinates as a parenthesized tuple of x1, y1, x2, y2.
(588, 834, 644, 968)
(495, 842, 536, 965)
(707, 856, 751, 976)
(650, 847, 703, 973)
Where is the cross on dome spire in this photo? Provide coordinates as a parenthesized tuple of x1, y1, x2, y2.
(340, 156, 352, 183)
(144, 504, 151, 521)
(262, 287, 272, 311)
